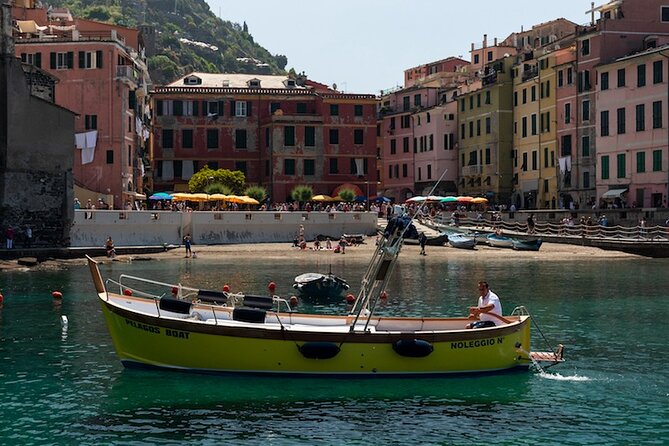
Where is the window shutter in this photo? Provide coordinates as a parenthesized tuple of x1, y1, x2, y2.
(192, 101, 199, 116)
(50, 52, 56, 69)
(202, 101, 208, 115)
(96, 50, 103, 68)
(173, 100, 183, 116)
(230, 100, 236, 115)
(218, 101, 225, 116)
(247, 101, 252, 116)
(67, 52, 74, 69)
(35, 52, 41, 68)
(156, 100, 163, 116)
(78, 51, 85, 68)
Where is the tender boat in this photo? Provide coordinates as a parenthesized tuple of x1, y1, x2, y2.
(293, 272, 350, 299)
(486, 233, 515, 248)
(87, 213, 563, 376)
(512, 239, 543, 251)
(447, 233, 477, 250)
(404, 232, 449, 246)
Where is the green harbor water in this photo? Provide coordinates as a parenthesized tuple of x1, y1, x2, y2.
(0, 251, 668, 445)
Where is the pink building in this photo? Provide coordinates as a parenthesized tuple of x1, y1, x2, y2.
(404, 57, 469, 89)
(12, 3, 151, 209)
(595, 46, 668, 208)
(576, 0, 669, 208)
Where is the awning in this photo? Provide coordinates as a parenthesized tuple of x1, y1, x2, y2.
(601, 188, 628, 199)
(17, 20, 39, 34)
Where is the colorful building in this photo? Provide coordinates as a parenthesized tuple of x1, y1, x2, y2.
(150, 73, 377, 202)
(11, 2, 151, 209)
(595, 45, 668, 207)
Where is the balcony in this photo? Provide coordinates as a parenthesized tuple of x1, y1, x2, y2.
(116, 65, 137, 85)
(462, 165, 482, 176)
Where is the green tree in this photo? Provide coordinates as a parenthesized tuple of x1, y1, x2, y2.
(291, 185, 313, 209)
(337, 188, 356, 203)
(205, 183, 232, 195)
(244, 185, 267, 203)
(188, 166, 245, 193)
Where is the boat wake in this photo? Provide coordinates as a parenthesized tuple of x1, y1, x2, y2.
(538, 371, 590, 382)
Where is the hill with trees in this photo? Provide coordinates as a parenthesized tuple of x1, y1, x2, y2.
(46, 0, 289, 85)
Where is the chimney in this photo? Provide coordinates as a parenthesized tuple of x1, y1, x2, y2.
(471, 43, 475, 51)
(483, 34, 488, 48)
(1, 0, 14, 57)
(494, 37, 498, 46)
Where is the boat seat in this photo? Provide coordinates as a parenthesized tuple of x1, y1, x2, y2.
(232, 307, 267, 323)
(197, 289, 228, 304)
(159, 296, 192, 314)
(242, 294, 274, 310)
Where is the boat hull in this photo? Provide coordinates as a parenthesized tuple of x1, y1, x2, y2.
(99, 293, 532, 376)
(487, 234, 514, 248)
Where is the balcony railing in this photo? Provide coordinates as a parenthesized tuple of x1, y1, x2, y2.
(462, 165, 482, 176)
(116, 65, 137, 83)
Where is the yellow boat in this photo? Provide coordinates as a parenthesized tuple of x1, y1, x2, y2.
(88, 217, 563, 376)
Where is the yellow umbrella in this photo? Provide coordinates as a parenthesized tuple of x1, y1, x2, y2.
(241, 196, 260, 205)
(189, 193, 210, 202)
(225, 195, 245, 204)
(312, 194, 334, 202)
(471, 197, 489, 204)
(170, 193, 192, 201)
(209, 193, 229, 201)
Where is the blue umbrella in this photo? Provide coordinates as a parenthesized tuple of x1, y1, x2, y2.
(149, 192, 172, 200)
(373, 196, 392, 203)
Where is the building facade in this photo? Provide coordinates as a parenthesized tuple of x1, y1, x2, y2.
(150, 73, 377, 202)
(12, 3, 151, 209)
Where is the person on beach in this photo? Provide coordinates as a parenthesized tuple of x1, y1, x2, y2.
(418, 232, 427, 256)
(183, 233, 192, 258)
(105, 236, 116, 258)
(466, 281, 503, 329)
(338, 236, 347, 254)
(527, 213, 536, 234)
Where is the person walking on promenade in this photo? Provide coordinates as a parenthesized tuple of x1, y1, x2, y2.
(418, 232, 428, 256)
(5, 226, 14, 249)
(183, 233, 192, 258)
(527, 213, 536, 234)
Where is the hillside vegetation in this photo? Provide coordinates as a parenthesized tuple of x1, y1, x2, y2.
(46, 0, 288, 85)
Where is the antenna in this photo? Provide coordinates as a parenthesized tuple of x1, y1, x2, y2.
(332, 83, 337, 91)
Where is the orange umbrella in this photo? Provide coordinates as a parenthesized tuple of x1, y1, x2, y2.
(471, 197, 488, 204)
(456, 196, 474, 203)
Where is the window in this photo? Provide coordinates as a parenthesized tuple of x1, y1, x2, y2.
(531, 114, 537, 135)
(531, 85, 536, 102)
(402, 164, 408, 177)
(583, 172, 590, 189)
(474, 54, 480, 64)
(617, 107, 626, 134)
(567, 67, 573, 84)
(617, 68, 626, 87)
(469, 96, 474, 110)
(403, 96, 410, 111)
(106, 150, 114, 164)
(305, 126, 315, 146)
(284, 126, 295, 146)
(544, 147, 549, 168)
(565, 103, 571, 124)
(78, 50, 103, 69)
(514, 92, 518, 106)
(304, 159, 315, 175)
(296, 103, 307, 114)
(487, 50, 493, 61)
(617, 153, 626, 178)
(637, 151, 646, 173)
(182, 129, 193, 149)
(581, 39, 590, 56)
(476, 119, 481, 136)
(414, 94, 422, 107)
(477, 94, 481, 108)
(662, 6, 669, 22)
(558, 70, 564, 87)
(601, 72, 609, 90)
(354, 129, 364, 145)
(653, 60, 663, 83)
(522, 152, 528, 171)
(284, 159, 295, 175)
(601, 155, 610, 180)
(485, 117, 491, 134)
(522, 88, 527, 104)
(637, 64, 646, 87)
(390, 139, 396, 155)
(329, 129, 339, 144)
(561, 135, 572, 156)
(652, 149, 662, 171)
(403, 137, 409, 153)
(85, 114, 97, 130)
(329, 158, 338, 174)
(50, 51, 73, 69)
(270, 102, 281, 114)
(532, 150, 538, 170)
(485, 147, 491, 164)
(162, 129, 174, 148)
(469, 121, 474, 138)
(485, 91, 491, 104)
(460, 99, 465, 112)
(460, 123, 465, 139)
(653, 101, 663, 129)
(636, 104, 645, 131)
(522, 117, 527, 138)
(20, 52, 42, 68)
(600, 110, 610, 136)
(234, 161, 247, 175)
(235, 101, 248, 117)
(582, 100, 590, 122)
(582, 136, 590, 157)
(235, 129, 247, 149)
(206, 129, 218, 149)
(354, 105, 363, 116)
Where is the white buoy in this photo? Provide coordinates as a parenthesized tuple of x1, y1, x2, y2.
(61, 315, 68, 328)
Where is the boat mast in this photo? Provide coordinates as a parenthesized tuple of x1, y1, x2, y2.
(349, 170, 448, 330)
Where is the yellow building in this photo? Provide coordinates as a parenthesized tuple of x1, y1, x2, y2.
(511, 50, 558, 209)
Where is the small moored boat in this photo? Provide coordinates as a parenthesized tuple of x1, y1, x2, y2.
(87, 206, 563, 376)
(447, 233, 477, 250)
(486, 233, 514, 248)
(513, 239, 543, 251)
(293, 272, 350, 299)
